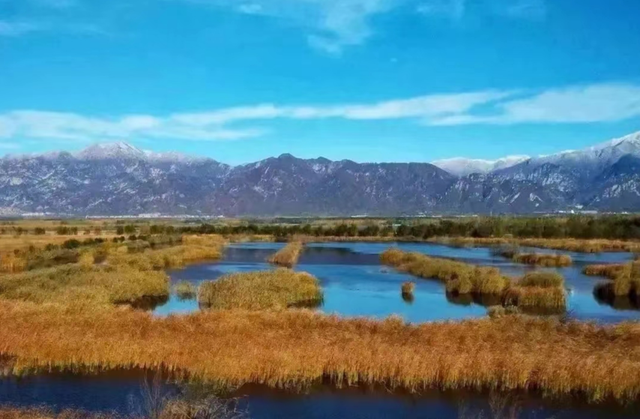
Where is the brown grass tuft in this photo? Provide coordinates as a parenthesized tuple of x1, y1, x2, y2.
(511, 253, 572, 267)
(401, 281, 415, 295)
(583, 264, 627, 279)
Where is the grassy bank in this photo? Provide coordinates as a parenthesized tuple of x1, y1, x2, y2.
(1, 301, 640, 402)
(198, 269, 323, 310)
(0, 264, 169, 306)
(267, 241, 304, 268)
(0, 234, 226, 308)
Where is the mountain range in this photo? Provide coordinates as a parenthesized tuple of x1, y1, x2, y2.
(1, 131, 639, 217)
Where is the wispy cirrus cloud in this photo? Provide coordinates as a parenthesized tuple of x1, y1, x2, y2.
(0, 111, 267, 143)
(183, 0, 400, 54)
(417, 0, 546, 21)
(429, 83, 640, 125)
(1, 82, 638, 145)
(0, 90, 506, 143)
(185, 0, 547, 53)
(0, 20, 44, 36)
(2, 0, 548, 49)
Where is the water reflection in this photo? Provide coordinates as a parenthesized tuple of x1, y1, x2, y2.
(446, 293, 503, 308)
(124, 295, 169, 311)
(2, 372, 640, 419)
(593, 284, 640, 311)
(401, 292, 414, 304)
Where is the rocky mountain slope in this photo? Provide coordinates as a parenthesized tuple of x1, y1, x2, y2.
(0, 132, 639, 216)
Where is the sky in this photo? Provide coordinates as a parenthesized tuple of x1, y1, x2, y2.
(1, 0, 640, 165)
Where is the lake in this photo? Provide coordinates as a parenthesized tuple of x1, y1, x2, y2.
(155, 241, 639, 323)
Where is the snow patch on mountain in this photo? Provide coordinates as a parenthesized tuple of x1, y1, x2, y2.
(432, 155, 530, 176)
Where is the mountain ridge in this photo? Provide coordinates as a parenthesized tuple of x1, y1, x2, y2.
(0, 131, 639, 216)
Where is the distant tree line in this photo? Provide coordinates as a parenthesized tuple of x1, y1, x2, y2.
(169, 216, 640, 241)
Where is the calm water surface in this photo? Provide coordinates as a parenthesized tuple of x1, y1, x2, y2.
(154, 242, 639, 323)
(2, 372, 639, 419)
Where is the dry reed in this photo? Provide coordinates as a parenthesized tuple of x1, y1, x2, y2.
(593, 261, 640, 303)
(401, 281, 415, 295)
(583, 264, 626, 279)
(1, 301, 640, 402)
(267, 242, 304, 268)
(198, 269, 323, 310)
(0, 264, 169, 306)
(511, 253, 572, 267)
(381, 248, 566, 311)
(503, 272, 566, 309)
(380, 248, 510, 295)
(431, 237, 640, 253)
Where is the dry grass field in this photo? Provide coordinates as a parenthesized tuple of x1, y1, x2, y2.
(1, 301, 639, 403)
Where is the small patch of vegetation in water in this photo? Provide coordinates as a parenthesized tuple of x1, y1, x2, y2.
(267, 241, 304, 268)
(380, 248, 511, 296)
(584, 263, 626, 279)
(401, 281, 415, 295)
(401, 281, 415, 303)
(500, 250, 572, 267)
(381, 248, 566, 312)
(503, 272, 567, 310)
(593, 261, 640, 308)
(198, 269, 323, 310)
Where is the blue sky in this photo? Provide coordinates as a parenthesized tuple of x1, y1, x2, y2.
(1, 0, 640, 164)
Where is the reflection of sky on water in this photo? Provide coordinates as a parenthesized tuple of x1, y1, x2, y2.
(154, 241, 639, 324)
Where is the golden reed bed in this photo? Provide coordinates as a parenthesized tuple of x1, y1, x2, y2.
(380, 248, 566, 310)
(1, 301, 640, 403)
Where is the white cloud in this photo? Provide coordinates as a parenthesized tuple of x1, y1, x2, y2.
(0, 111, 267, 143)
(171, 90, 510, 125)
(429, 83, 640, 125)
(0, 21, 44, 36)
(2, 82, 639, 143)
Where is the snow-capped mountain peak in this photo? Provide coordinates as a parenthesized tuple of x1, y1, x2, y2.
(432, 155, 530, 176)
(531, 131, 640, 170)
(75, 142, 146, 160)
